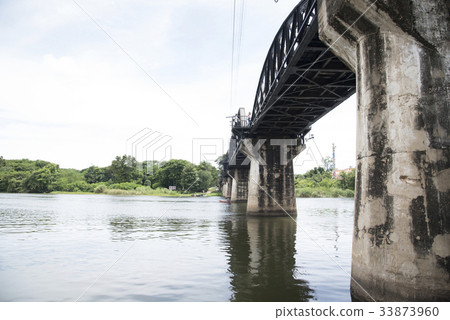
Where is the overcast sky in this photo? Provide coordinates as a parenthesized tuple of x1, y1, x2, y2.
(0, 0, 357, 173)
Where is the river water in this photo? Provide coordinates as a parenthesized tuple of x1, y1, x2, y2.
(0, 193, 354, 302)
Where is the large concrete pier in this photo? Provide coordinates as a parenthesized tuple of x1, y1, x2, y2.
(242, 138, 305, 216)
(319, 0, 449, 301)
(221, 0, 448, 301)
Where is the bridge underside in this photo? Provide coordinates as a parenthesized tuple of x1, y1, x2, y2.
(250, 35, 355, 137)
(222, 0, 449, 301)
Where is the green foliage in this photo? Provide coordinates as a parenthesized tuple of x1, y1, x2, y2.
(110, 155, 142, 183)
(322, 156, 334, 172)
(155, 159, 190, 189)
(108, 182, 142, 190)
(180, 163, 198, 190)
(338, 169, 356, 191)
(215, 154, 227, 171)
(197, 161, 219, 188)
(295, 166, 355, 198)
(83, 166, 112, 184)
(23, 163, 59, 193)
(94, 184, 107, 193)
(0, 156, 221, 196)
(296, 187, 354, 198)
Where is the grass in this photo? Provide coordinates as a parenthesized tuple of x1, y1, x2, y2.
(51, 186, 214, 197)
(205, 191, 221, 197)
(50, 191, 95, 195)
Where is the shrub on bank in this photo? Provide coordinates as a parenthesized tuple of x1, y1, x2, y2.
(296, 187, 354, 198)
(108, 182, 142, 190)
(94, 184, 107, 193)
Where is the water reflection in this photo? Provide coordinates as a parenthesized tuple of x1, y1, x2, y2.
(108, 216, 211, 242)
(220, 205, 314, 301)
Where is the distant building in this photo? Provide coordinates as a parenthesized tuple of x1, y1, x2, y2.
(332, 167, 353, 179)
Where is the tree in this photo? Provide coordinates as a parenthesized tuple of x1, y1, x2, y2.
(196, 170, 213, 192)
(141, 161, 160, 186)
(180, 163, 198, 191)
(197, 161, 219, 188)
(154, 159, 190, 188)
(110, 155, 142, 183)
(83, 166, 112, 184)
(322, 156, 334, 172)
(339, 169, 356, 190)
(215, 154, 227, 171)
(23, 164, 59, 193)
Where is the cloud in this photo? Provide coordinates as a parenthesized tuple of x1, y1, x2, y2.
(0, 0, 357, 170)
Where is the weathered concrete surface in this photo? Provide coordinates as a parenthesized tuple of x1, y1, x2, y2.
(229, 167, 249, 202)
(319, 0, 449, 301)
(242, 138, 305, 216)
(222, 176, 232, 199)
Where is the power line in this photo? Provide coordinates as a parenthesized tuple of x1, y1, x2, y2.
(230, 0, 246, 114)
(230, 0, 237, 113)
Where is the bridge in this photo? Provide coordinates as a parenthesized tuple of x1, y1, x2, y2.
(220, 0, 449, 302)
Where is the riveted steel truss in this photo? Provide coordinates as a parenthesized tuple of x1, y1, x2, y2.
(248, 0, 355, 138)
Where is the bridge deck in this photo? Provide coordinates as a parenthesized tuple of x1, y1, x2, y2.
(248, 0, 356, 138)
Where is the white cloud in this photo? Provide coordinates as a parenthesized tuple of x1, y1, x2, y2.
(0, 0, 357, 170)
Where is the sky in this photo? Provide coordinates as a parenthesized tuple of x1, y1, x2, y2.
(0, 0, 357, 173)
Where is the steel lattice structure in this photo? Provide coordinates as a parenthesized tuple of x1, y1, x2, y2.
(233, 0, 355, 140)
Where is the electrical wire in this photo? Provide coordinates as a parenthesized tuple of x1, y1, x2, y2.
(230, 0, 246, 114)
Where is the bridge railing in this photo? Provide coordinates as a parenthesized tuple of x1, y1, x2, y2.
(231, 114, 250, 128)
(252, 0, 317, 122)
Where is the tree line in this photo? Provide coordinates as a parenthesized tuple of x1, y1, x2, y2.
(295, 166, 356, 198)
(0, 156, 219, 194)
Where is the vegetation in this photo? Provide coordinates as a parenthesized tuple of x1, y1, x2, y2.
(295, 166, 355, 198)
(0, 155, 219, 195)
(0, 154, 355, 198)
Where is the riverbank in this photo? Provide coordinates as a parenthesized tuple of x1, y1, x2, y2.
(50, 189, 222, 197)
(17, 188, 353, 198)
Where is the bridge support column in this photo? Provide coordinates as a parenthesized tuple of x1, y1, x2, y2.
(242, 138, 305, 216)
(229, 167, 249, 202)
(222, 176, 232, 199)
(319, 0, 449, 301)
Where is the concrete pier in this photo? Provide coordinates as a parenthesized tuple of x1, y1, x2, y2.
(242, 138, 305, 216)
(319, 0, 449, 301)
(229, 167, 249, 202)
(222, 176, 232, 199)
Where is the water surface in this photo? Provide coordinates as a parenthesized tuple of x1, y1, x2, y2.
(0, 193, 354, 301)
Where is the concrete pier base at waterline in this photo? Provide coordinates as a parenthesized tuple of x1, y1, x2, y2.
(229, 167, 249, 202)
(242, 138, 305, 217)
(221, 176, 232, 199)
(319, 0, 450, 301)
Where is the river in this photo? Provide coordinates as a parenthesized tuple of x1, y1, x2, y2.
(0, 193, 354, 302)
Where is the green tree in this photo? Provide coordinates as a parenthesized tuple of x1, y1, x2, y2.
(23, 164, 59, 193)
(180, 163, 198, 191)
(196, 170, 213, 192)
(215, 154, 227, 171)
(197, 161, 219, 188)
(155, 159, 190, 189)
(110, 155, 142, 183)
(141, 161, 160, 187)
(322, 156, 334, 172)
(339, 169, 356, 190)
(83, 166, 112, 184)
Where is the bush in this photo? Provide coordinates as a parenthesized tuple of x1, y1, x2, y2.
(296, 187, 354, 198)
(94, 184, 107, 193)
(108, 182, 142, 190)
(152, 182, 161, 189)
